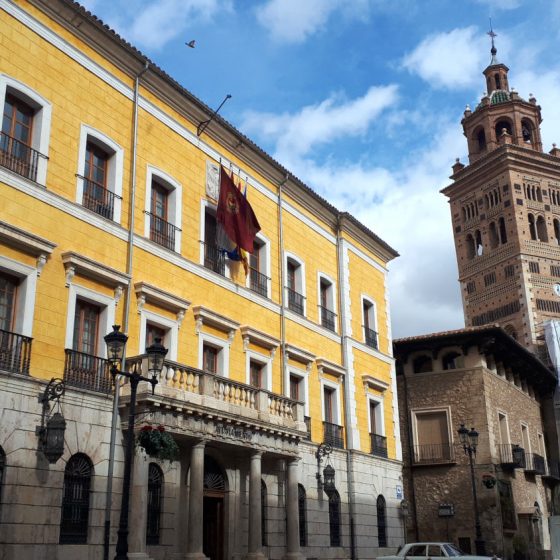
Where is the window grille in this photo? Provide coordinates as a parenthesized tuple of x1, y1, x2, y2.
(60, 453, 93, 544)
(328, 490, 341, 547)
(147, 463, 164, 545)
(261, 480, 267, 546)
(529, 261, 540, 274)
(298, 484, 307, 547)
(0, 446, 5, 513)
(377, 495, 387, 547)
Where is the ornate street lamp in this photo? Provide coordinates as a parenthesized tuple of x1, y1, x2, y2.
(36, 378, 66, 464)
(315, 443, 333, 490)
(458, 423, 485, 555)
(104, 325, 167, 560)
(323, 464, 336, 493)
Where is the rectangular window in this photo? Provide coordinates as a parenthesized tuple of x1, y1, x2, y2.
(324, 387, 334, 423)
(150, 180, 175, 251)
(203, 210, 225, 275)
(1, 94, 36, 180)
(83, 142, 113, 219)
(72, 300, 100, 356)
(551, 265, 560, 277)
(363, 300, 378, 349)
(145, 323, 166, 348)
(250, 360, 263, 389)
(249, 240, 267, 297)
(505, 264, 515, 278)
(466, 281, 476, 294)
(319, 279, 336, 331)
(484, 272, 496, 286)
(529, 261, 540, 274)
(290, 374, 301, 400)
(414, 410, 451, 463)
(203, 344, 218, 374)
(0, 272, 18, 332)
(286, 259, 304, 315)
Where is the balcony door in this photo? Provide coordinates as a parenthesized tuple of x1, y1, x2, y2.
(415, 411, 450, 462)
(1, 94, 34, 177)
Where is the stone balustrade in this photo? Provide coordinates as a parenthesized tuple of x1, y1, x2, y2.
(124, 356, 304, 429)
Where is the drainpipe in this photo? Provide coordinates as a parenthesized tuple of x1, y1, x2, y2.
(336, 215, 357, 560)
(103, 61, 149, 560)
(278, 174, 288, 395)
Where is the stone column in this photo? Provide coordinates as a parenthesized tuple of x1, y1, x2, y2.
(246, 451, 265, 560)
(283, 459, 304, 560)
(128, 449, 153, 560)
(185, 440, 208, 560)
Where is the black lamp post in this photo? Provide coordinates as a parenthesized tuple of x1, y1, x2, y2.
(104, 325, 167, 560)
(458, 424, 486, 555)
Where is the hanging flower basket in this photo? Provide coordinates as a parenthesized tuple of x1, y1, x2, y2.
(137, 425, 179, 462)
(482, 472, 497, 489)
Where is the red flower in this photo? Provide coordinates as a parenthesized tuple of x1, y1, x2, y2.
(140, 425, 153, 432)
(157, 425, 165, 432)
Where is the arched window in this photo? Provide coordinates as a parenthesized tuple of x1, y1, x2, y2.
(147, 463, 164, 545)
(522, 119, 533, 144)
(494, 73, 501, 90)
(0, 446, 5, 512)
(489, 222, 499, 249)
(328, 489, 341, 547)
(495, 119, 512, 140)
(475, 230, 483, 255)
(537, 216, 548, 242)
(499, 217, 508, 244)
(261, 480, 268, 546)
(466, 234, 475, 260)
(413, 355, 432, 373)
(476, 128, 486, 152)
(554, 219, 560, 245)
(298, 484, 307, 547)
(60, 453, 93, 544)
(377, 495, 387, 547)
(528, 214, 537, 241)
(442, 352, 464, 370)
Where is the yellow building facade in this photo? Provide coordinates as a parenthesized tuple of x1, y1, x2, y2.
(0, 1, 403, 559)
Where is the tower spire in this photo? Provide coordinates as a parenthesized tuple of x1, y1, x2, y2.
(487, 19, 498, 65)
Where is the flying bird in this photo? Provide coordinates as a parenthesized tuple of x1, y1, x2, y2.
(186, 40, 196, 48)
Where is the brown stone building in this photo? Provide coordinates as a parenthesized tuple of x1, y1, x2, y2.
(394, 326, 558, 560)
(441, 41, 560, 353)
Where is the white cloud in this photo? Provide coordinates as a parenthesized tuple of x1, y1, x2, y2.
(472, 0, 522, 9)
(97, 0, 229, 50)
(402, 27, 488, 90)
(240, 85, 398, 162)
(255, 0, 371, 44)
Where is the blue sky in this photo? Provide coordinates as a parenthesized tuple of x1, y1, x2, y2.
(79, 0, 560, 338)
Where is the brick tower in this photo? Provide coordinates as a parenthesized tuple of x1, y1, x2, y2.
(442, 34, 560, 352)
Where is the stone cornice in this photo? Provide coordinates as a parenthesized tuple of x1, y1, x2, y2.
(316, 358, 346, 378)
(192, 305, 240, 338)
(61, 251, 130, 288)
(0, 219, 56, 257)
(240, 326, 280, 352)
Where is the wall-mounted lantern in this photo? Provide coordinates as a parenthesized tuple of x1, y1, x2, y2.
(316, 442, 333, 490)
(323, 464, 336, 493)
(36, 378, 66, 464)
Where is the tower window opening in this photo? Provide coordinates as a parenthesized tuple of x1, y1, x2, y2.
(494, 73, 501, 90)
(476, 128, 486, 152)
(528, 214, 537, 240)
(475, 230, 483, 256)
(521, 120, 533, 144)
(536, 215, 548, 242)
(499, 217, 508, 244)
(466, 234, 475, 260)
(554, 219, 560, 245)
(489, 222, 499, 249)
(495, 120, 512, 140)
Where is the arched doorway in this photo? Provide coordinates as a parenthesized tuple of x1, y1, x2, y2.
(203, 455, 227, 560)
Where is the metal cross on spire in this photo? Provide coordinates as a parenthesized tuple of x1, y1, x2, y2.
(487, 19, 498, 63)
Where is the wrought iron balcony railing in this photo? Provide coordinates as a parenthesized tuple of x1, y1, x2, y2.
(544, 461, 560, 480)
(0, 132, 46, 182)
(323, 421, 344, 449)
(0, 329, 32, 375)
(498, 443, 525, 468)
(64, 349, 112, 394)
(412, 443, 454, 464)
(202, 242, 226, 276)
(147, 211, 180, 251)
(286, 287, 305, 316)
(80, 176, 121, 220)
(320, 306, 337, 332)
(364, 327, 378, 350)
(524, 453, 546, 475)
(250, 267, 268, 298)
(370, 433, 388, 458)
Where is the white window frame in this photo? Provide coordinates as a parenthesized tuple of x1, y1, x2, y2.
(245, 232, 271, 298)
(537, 432, 547, 462)
(521, 422, 532, 454)
(199, 200, 230, 277)
(410, 407, 452, 448)
(245, 349, 272, 391)
(498, 411, 511, 446)
(361, 294, 378, 343)
(367, 395, 385, 436)
(320, 379, 342, 425)
(144, 165, 182, 252)
(0, 255, 37, 337)
(75, 124, 124, 223)
(139, 309, 178, 362)
(0, 74, 52, 185)
(317, 272, 337, 332)
(198, 331, 229, 377)
(284, 251, 306, 316)
(65, 284, 116, 356)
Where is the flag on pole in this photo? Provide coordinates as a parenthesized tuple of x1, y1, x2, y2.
(217, 166, 260, 253)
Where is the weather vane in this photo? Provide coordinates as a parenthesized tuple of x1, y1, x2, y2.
(487, 19, 497, 48)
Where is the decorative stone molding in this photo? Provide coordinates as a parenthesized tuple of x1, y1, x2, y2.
(134, 282, 191, 327)
(0, 220, 56, 276)
(284, 343, 316, 372)
(362, 374, 390, 392)
(61, 251, 130, 291)
(316, 357, 346, 378)
(240, 326, 280, 358)
(192, 305, 240, 344)
(114, 285, 124, 306)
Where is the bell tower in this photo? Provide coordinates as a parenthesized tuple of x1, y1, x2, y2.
(442, 31, 560, 353)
